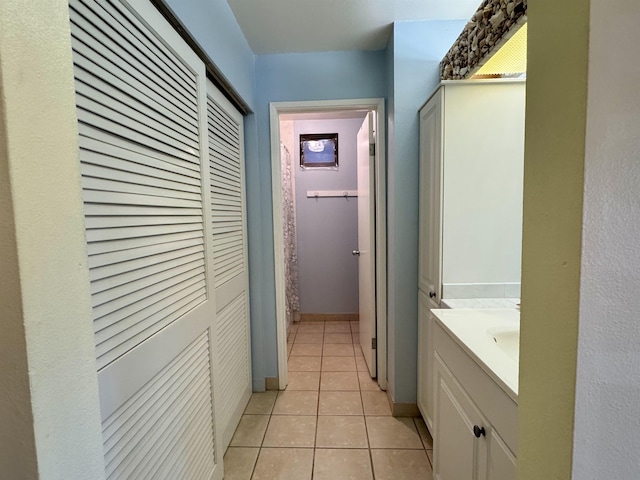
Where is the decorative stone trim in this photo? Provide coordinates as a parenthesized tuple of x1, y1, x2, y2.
(440, 0, 527, 80)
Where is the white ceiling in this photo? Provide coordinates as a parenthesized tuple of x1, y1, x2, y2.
(226, 0, 480, 54)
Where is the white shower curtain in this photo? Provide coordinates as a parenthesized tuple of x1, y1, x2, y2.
(281, 143, 300, 328)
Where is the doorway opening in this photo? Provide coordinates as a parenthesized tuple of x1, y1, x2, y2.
(270, 99, 387, 392)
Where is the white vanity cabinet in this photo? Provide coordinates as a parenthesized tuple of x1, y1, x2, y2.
(432, 320, 517, 480)
(417, 79, 525, 440)
(434, 354, 488, 479)
(487, 430, 518, 480)
(434, 355, 516, 480)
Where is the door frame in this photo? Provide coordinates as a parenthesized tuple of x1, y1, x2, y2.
(269, 98, 387, 391)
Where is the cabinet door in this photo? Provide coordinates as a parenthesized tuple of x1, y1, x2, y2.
(417, 290, 438, 430)
(418, 90, 444, 302)
(433, 355, 487, 480)
(487, 430, 517, 480)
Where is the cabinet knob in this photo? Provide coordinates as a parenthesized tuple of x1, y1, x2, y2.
(429, 291, 436, 299)
(352, 250, 361, 256)
(473, 425, 486, 438)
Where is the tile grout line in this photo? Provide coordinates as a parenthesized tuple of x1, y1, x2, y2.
(249, 393, 270, 480)
(252, 324, 432, 480)
(249, 320, 432, 479)
(310, 333, 323, 480)
(356, 321, 379, 480)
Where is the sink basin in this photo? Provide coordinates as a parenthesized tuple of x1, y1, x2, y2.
(431, 308, 520, 397)
(487, 326, 520, 362)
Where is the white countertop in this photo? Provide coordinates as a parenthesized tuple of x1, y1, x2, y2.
(431, 308, 520, 400)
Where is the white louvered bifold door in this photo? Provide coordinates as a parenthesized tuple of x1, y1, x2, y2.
(69, 0, 223, 478)
(207, 81, 252, 451)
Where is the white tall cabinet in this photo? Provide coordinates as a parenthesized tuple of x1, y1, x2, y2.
(418, 90, 443, 304)
(417, 88, 444, 431)
(417, 80, 526, 434)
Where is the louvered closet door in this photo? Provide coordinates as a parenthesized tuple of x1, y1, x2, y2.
(207, 81, 252, 450)
(69, 1, 223, 479)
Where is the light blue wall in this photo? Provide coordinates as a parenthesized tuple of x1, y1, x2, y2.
(249, 51, 388, 386)
(162, 0, 256, 108)
(255, 51, 387, 103)
(385, 30, 396, 401)
(160, 3, 467, 399)
(164, 0, 272, 389)
(294, 118, 363, 314)
(386, 20, 466, 403)
(243, 113, 265, 391)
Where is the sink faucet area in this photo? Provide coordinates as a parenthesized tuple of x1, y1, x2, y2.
(431, 308, 520, 398)
(488, 325, 520, 362)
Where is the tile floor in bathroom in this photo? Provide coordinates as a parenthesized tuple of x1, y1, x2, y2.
(223, 319, 434, 479)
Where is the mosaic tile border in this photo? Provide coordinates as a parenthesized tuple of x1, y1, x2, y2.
(440, 0, 527, 80)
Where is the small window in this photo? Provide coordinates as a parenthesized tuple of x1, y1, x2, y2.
(300, 133, 338, 168)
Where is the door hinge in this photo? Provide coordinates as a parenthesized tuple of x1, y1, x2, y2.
(371, 338, 377, 350)
(369, 143, 375, 156)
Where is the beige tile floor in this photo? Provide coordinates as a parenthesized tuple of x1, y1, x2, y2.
(224, 320, 434, 479)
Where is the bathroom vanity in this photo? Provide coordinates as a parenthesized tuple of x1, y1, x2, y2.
(417, 79, 525, 479)
(430, 309, 519, 480)
(417, 79, 525, 432)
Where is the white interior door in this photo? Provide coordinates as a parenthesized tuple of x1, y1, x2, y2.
(357, 112, 376, 376)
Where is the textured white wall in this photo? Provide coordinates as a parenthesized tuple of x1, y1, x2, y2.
(0, 64, 38, 479)
(0, 1, 104, 478)
(573, 1, 640, 477)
